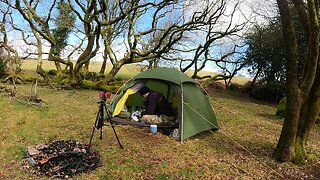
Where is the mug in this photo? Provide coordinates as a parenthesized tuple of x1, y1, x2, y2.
(150, 124, 157, 135)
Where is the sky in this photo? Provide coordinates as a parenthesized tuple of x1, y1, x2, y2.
(1, 0, 278, 75)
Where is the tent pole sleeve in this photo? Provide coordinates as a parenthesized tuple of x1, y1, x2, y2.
(180, 83, 184, 142)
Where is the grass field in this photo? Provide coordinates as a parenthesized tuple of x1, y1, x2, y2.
(20, 60, 144, 80)
(0, 61, 319, 179)
(20, 59, 250, 85)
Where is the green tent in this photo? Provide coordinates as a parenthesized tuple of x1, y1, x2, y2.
(108, 67, 219, 141)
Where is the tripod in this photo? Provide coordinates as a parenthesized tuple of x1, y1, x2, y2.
(88, 92, 123, 150)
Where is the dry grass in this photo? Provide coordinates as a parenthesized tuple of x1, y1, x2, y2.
(0, 82, 319, 179)
(20, 59, 144, 80)
(20, 59, 250, 85)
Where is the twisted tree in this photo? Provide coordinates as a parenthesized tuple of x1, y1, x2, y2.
(274, 0, 320, 164)
(12, 0, 100, 85)
(96, 0, 188, 85)
(4, 0, 250, 89)
(52, 0, 76, 71)
(177, 0, 246, 82)
(0, 4, 26, 95)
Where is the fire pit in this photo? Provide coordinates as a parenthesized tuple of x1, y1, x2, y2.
(23, 140, 102, 179)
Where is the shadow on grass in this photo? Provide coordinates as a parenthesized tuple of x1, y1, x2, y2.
(258, 113, 283, 125)
(258, 113, 283, 122)
(213, 90, 278, 106)
(198, 131, 276, 159)
(193, 129, 320, 179)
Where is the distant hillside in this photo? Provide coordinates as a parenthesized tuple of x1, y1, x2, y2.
(21, 59, 250, 85)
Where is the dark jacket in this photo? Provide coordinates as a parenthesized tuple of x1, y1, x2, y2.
(141, 91, 174, 117)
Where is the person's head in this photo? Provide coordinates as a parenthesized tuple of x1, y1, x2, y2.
(139, 86, 150, 98)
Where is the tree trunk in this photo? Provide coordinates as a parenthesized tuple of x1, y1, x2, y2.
(148, 61, 153, 69)
(294, 73, 320, 163)
(250, 66, 262, 89)
(85, 62, 89, 71)
(48, 50, 76, 83)
(54, 61, 62, 71)
(68, 65, 77, 84)
(100, 58, 107, 74)
(292, 0, 320, 164)
(105, 65, 121, 83)
(36, 65, 49, 82)
(35, 46, 49, 82)
(95, 65, 122, 91)
(274, 0, 320, 164)
(73, 34, 96, 83)
(273, 88, 301, 162)
(273, 0, 301, 162)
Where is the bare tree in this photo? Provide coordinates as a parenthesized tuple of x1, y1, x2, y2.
(175, 0, 246, 80)
(95, 0, 249, 86)
(11, 12, 50, 82)
(98, 0, 129, 74)
(0, 4, 26, 95)
(11, 0, 101, 84)
(4, 0, 252, 89)
(96, 0, 188, 85)
(212, 45, 248, 88)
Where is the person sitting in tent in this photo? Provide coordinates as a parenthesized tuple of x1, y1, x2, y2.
(138, 86, 174, 118)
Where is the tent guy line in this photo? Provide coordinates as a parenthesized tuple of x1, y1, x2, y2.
(193, 83, 285, 178)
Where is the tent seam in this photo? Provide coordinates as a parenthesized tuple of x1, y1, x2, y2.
(180, 82, 184, 142)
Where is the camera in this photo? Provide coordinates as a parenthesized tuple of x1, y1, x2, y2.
(99, 91, 110, 100)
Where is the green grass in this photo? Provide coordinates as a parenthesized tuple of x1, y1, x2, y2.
(0, 83, 319, 179)
(0, 62, 319, 179)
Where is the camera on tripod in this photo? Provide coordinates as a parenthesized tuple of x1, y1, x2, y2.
(96, 91, 111, 129)
(99, 91, 111, 101)
(88, 91, 123, 150)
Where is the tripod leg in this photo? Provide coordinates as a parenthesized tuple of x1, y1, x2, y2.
(109, 119, 123, 149)
(99, 128, 103, 140)
(88, 125, 96, 152)
(88, 105, 103, 151)
(88, 123, 97, 151)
